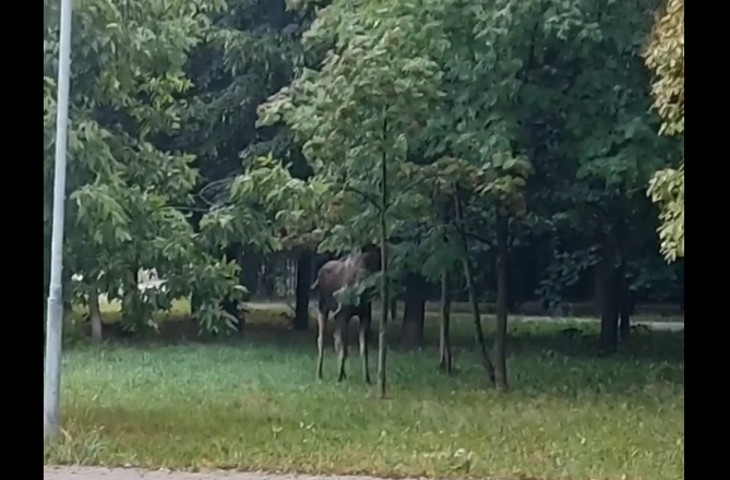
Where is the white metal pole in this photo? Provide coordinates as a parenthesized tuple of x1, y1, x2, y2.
(44, 0, 73, 441)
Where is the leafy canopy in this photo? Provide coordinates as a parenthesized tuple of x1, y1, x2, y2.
(644, 0, 684, 262)
(43, 0, 245, 332)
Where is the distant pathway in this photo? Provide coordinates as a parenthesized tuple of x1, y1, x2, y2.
(243, 301, 684, 332)
(104, 281, 684, 333)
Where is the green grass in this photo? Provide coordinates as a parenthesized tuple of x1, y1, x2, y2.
(46, 302, 684, 480)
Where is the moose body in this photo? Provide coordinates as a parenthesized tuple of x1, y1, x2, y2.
(311, 245, 381, 383)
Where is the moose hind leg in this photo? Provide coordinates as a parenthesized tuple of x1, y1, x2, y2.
(334, 312, 349, 382)
(358, 302, 372, 384)
(359, 308, 372, 384)
(316, 308, 328, 380)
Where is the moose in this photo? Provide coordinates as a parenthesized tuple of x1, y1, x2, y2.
(311, 244, 381, 383)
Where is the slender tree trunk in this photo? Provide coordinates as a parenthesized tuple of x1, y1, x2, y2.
(600, 271, 619, 353)
(221, 300, 242, 332)
(618, 260, 631, 342)
(294, 249, 312, 331)
(677, 259, 684, 312)
(679, 288, 684, 312)
(593, 263, 604, 317)
(390, 297, 397, 327)
(88, 284, 103, 343)
(189, 211, 203, 322)
(258, 255, 275, 298)
(439, 268, 453, 373)
(241, 249, 261, 298)
(401, 273, 426, 346)
(454, 195, 496, 386)
(122, 262, 142, 328)
(222, 244, 243, 332)
(613, 207, 631, 343)
(494, 212, 509, 391)
(191, 291, 202, 320)
(377, 116, 389, 399)
(599, 236, 619, 354)
(377, 228, 389, 398)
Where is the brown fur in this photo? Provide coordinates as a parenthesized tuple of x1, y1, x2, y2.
(311, 244, 381, 383)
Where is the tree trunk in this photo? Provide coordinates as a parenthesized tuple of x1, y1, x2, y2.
(439, 268, 453, 373)
(223, 244, 243, 332)
(678, 262, 684, 312)
(377, 115, 389, 399)
(494, 212, 509, 391)
(191, 291, 202, 320)
(600, 273, 619, 354)
(598, 241, 619, 354)
(260, 255, 276, 298)
(88, 284, 103, 343)
(593, 264, 604, 317)
(679, 288, 684, 312)
(241, 249, 261, 298)
(401, 273, 426, 346)
(222, 296, 241, 333)
(122, 262, 142, 327)
(377, 233, 389, 399)
(293, 249, 312, 331)
(618, 260, 632, 342)
(390, 297, 397, 326)
(454, 195, 496, 386)
(189, 211, 204, 324)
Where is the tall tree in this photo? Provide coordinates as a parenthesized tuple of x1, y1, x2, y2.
(645, 0, 684, 262)
(171, 0, 316, 326)
(490, 0, 682, 352)
(44, 0, 244, 336)
(259, 0, 444, 397)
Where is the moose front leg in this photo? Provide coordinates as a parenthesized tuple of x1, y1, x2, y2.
(334, 312, 349, 382)
(316, 308, 328, 380)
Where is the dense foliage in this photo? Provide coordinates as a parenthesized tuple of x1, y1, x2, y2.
(43, 0, 244, 334)
(645, 0, 684, 262)
(44, 0, 683, 344)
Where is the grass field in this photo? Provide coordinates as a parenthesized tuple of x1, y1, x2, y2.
(46, 301, 684, 480)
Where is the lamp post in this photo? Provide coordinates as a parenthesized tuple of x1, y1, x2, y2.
(44, 0, 73, 441)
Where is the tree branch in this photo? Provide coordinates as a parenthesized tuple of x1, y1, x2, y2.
(400, 176, 429, 196)
(345, 185, 382, 211)
(462, 229, 493, 246)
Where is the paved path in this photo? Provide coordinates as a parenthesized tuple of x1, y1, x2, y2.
(243, 301, 684, 332)
(44, 467, 481, 480)
(494, 314, 684, 332)
(100, 283, 685, 334)
(44, 466, 305, 480)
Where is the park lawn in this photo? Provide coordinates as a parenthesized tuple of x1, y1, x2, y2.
(46, 310, 684, 480)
